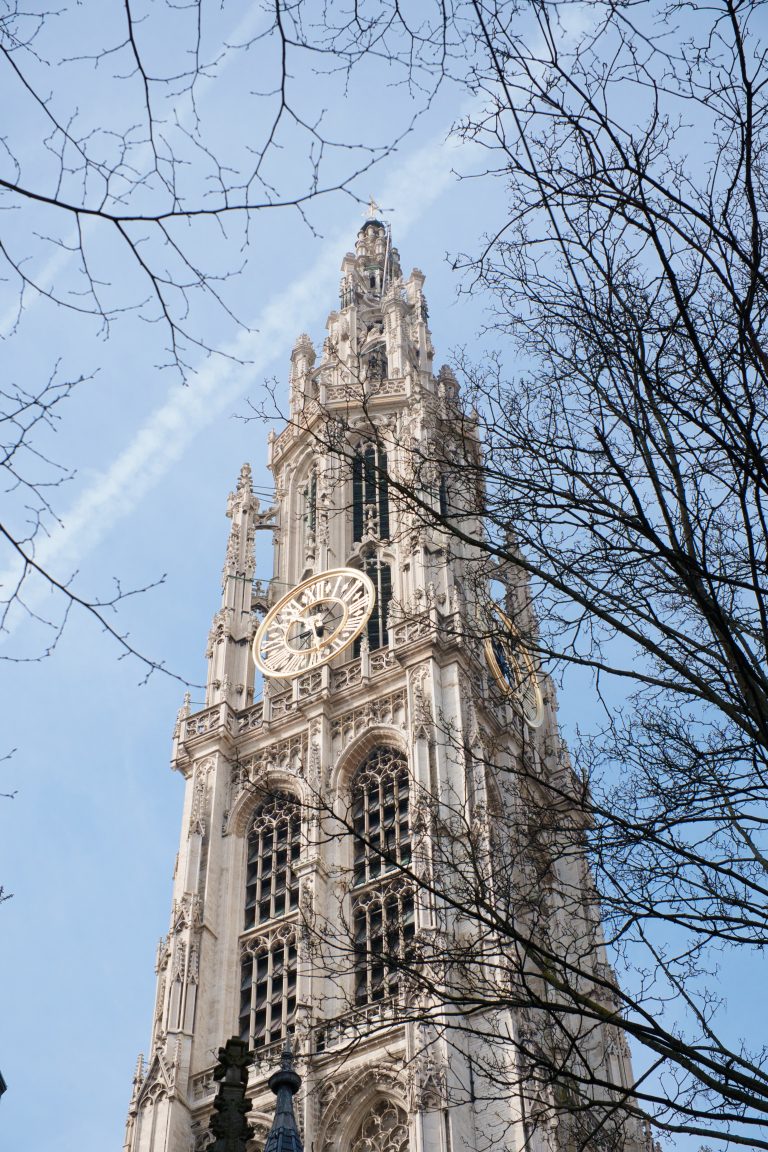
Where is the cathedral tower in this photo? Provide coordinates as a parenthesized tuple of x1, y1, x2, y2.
(124, 217, 644, 1152)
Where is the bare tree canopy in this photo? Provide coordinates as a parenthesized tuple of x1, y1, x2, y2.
(4, 0, 768, 1146)
(249, 1, 768, 1147)
(0, 0, 435, 673)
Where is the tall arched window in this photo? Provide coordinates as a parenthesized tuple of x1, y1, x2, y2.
(350, 1098, 409, 1152)
(239, 793, 301, 1049)
(302, 469, 317, 535)
(366, 342, 388, 382)
(350, 748, 414, 1006)
(300, 467, 318, 561)
(359, 555, 392, 653)
(352, 444, 390, 542)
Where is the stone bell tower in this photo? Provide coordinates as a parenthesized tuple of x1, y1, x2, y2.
(124, 216, 646, 1152)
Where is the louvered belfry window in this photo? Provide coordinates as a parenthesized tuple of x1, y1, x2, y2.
(239, 793, 301, 1049)
(360, 555, 392, 653)
(352, 444, 390, 542)
(350, 747, 414, 1006)
(239, 927, 297, 1050)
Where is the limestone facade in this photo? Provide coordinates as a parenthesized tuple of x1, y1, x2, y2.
(124, 219, 645, 1152)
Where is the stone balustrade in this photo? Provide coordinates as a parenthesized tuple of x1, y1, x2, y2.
(180, 609, 452, 742)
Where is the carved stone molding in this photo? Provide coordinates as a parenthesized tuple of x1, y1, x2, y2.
(189, 758, 214, 836)
(172, 939, 186, 982)
(134, 1040, 181, 1111)
(172, 893, 203, 933)
(331, 690, 406, 750)
(188, 942, 200, 985)
(227, 734, 308, 835)
(191, 1124, 215, 1152)
(317, 1063, 407, 1152)
(407, 1047, 448, 1112)
(408, 663, 433, 744)
(307, 718, 322, 789)
(206, 607, 232, 657)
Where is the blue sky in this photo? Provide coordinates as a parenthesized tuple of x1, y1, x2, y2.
(0, 8, 504, 1143)
(1, 4, 763, 1149)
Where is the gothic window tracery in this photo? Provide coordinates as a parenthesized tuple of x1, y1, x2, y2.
(350, 1099, 409, 1152)
(350, 748, 414, 1006)
(244, 793, 301, 929)
(240, 793, 301, 1049)
(239, 925, 298, 1050)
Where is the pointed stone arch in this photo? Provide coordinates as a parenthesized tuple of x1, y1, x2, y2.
(228, 766, 307, 838)
(135, 1048, 176, 1110)
(317, 1065, 409, 1152)
(330, 726, 409, 799)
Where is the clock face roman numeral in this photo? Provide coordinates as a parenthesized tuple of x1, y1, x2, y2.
(253, 568, 376, 679)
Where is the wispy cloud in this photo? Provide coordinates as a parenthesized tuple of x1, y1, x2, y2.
(0, 125, 464, 625)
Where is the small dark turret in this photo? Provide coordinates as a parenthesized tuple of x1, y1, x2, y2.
(209, 1037, 254, 1152)
(263, 1043, 304, 1152)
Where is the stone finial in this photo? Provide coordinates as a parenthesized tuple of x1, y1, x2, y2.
(208, 1037, 254, 1152)
(263, 1042, 303, 1152)
(438, 364, 459, 400)
(291, 333, 315, 361)
(227, 463, 258, 523)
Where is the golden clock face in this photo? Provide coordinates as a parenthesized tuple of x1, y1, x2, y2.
(253, 568, 376, 679)
(484, 606, 544, 729)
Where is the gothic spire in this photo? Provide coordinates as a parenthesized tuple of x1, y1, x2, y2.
(205, 463, 276, 708)
(263, 1043, 304, 1152)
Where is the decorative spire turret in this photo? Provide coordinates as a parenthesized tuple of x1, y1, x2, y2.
(288, 333, 317, 418)
(353, 213, 400, 295)
(205, 463, 276, 708)
(263, 1044, 304, 1152)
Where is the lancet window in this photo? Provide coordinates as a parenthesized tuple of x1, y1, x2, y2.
(302, 470, 317, 536)
(366, 342, 388, 382)
(301, 468, 318, 559)
(350, 747, 414, 1006)
(360, 555, 392, 653)
(239, 793, 301, 1049)
(439, 473, 450, 519)
(352, 444, 390, 542)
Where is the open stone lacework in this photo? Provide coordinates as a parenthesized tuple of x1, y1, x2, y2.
(351, 747, 414, 1006)
(350, 1100, 409, 1152)
(240, 793, 301, 1049)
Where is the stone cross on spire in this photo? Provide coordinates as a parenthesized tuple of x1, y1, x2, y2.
(208, 1037, 254, 1152)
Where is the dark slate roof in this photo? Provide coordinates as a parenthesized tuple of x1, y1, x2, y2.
(263, 1045, 304, 1152)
